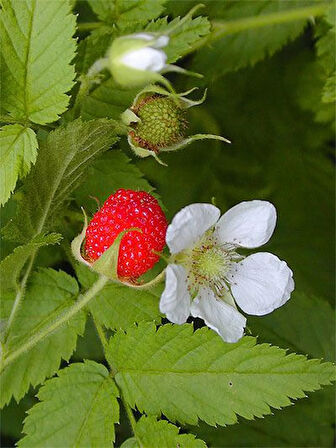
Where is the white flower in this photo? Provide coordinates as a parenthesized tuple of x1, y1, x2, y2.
(160, 201, 294, 343)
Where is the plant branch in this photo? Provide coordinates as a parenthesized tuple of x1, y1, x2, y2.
(3, 253, 36, 343)
(188, 2, 329, 54)
(1, 275, 109, 371)
(92, 318, 138, 438)
(76, 22, 101, 32)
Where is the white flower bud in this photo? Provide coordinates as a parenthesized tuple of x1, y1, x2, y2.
(107, 33, 169, 87)
(121, 47, 166, 72)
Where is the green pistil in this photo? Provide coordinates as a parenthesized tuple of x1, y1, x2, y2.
(196, 248, 227, 279)
(180, 234, 235, 296)
(130, 95, 188, 151)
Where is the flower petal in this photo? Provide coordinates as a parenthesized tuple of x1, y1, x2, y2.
(166, 203, 220, 254)
(229, 252, 294, 316)
(122, 48, 167, 72)
(190, 288, 246, 343)
(159, 264, 191, 324)
(215, 200, 277, 248)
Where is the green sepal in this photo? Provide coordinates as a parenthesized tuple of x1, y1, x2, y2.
(71, 208, 91, 268)
(160, 133, 231, 153)
(91, 228, 142, 280)
(121, 109, 140, 126)
(162, 64, 203, 79)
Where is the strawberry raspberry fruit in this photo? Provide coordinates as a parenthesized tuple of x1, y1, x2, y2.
(84, 189, 168, 279)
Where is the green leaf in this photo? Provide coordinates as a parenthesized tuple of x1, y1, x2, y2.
(0, 232, 62, 291)
(0, 268, 85, 407)
(0, 124, 38, 206)
(322, 70, 336, 102)
(76, 27, 114, 75)
(316, 4, 336, 104)
(249, 292, 335, 362)
(81, 78, 139, 121)
(191, 292, 336, 447)
(121, 416, 207, 448)
(0, 0, 76, 124)
(316, 4, 335, 75)
(0, 395, 36, 442)
(76, 264, 162, 330)
(191, 289, 336, 447)
(3, 119, 121, 243)
(18, 360, 119, 447)
(191, 0, 324, 80)
(109, 323, 335, 426)
(74, 151, 155, 214)
(191, 386, 335, 447)
(146, 15, 210, 63)
(88, 0, 168, 29)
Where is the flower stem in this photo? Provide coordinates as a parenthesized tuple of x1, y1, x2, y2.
(124, 400, 138, 435)
(3, 253, 36, 343)
(77, 22, 101, 32)
(0, 275, 109, 371)
(92, 318, 138, 437)
(123, 268, 166, 290)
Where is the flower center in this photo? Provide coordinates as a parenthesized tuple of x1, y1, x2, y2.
(129, 94, 188, 152)
(180, 232, 237, 297)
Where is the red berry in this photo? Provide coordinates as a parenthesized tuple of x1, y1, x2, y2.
(84, 189, 168, 279)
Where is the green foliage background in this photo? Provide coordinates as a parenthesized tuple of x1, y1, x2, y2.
(0, 0, 335, 447)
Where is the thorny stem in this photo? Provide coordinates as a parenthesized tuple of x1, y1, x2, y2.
(92, 318, 138, 437)
(0, 275, 109, 371)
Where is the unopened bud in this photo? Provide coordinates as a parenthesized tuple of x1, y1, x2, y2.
(107, 33, 169, 87)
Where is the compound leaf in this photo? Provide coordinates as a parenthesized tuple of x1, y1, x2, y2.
(0, 233, 62, 291)
(0, 125, 38, 206)
(110, 323, 335, 426)
(145, 15, 210, 63)
(0, 269, 85, 407)
(88, 0, 168, 30)
(191, 0, 325, 80)
(18, 361, 119, 447)
(0, 0, 76, 124)
(3, 119, 121, 243)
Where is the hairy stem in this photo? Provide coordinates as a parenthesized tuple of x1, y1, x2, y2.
(3, 253, 36, 343)
(189, 2, 329, 54)
(1, 275, 109, 371)
(76, 22, 101, 32)
(123, 268, 166, 290)
(93, 319, 138, 437)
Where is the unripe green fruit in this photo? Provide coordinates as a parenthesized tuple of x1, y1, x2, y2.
(129, 95, 188, 152)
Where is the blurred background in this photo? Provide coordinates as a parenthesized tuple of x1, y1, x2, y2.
(1, 1, 334, 446)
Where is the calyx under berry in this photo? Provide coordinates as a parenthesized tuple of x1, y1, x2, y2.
(122, 85, 231, 165)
